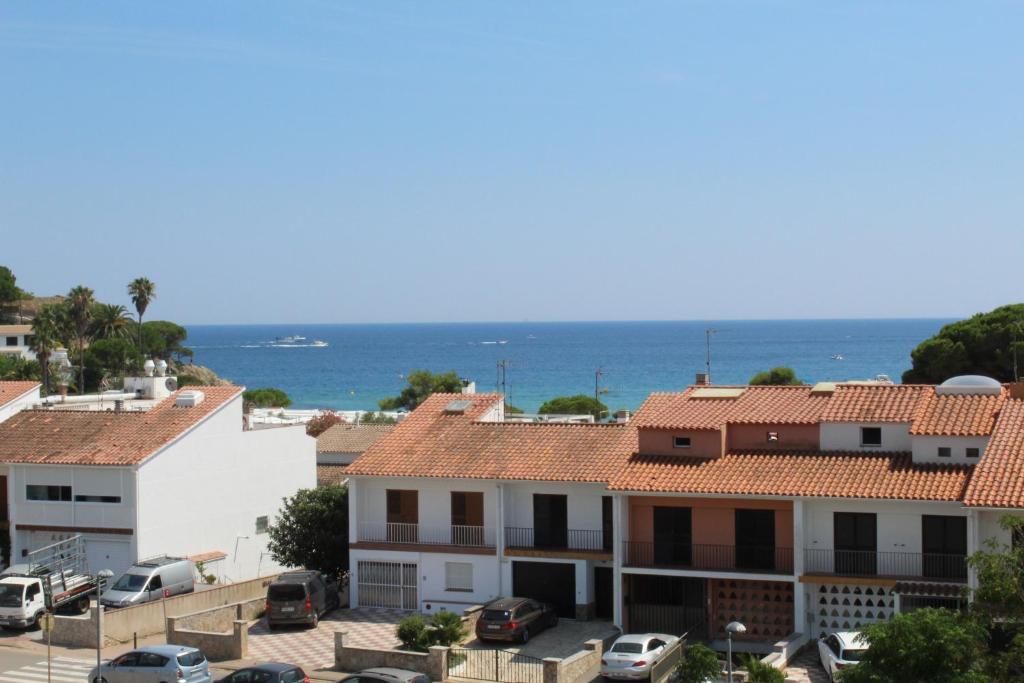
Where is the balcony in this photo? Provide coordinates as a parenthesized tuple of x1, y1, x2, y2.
(804, 548, 968, 583)
(357, 522, 496, 550)
(504, 527, 611, 556)
(623, 541, 794, 574)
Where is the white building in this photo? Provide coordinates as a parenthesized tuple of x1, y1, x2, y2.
(0, 382, 316, 581)
(0, 325, 35, 361)
(0, 381, 41, 424)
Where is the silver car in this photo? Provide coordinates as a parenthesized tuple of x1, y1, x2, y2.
(89, 645, 212, 683)
(601, 633, 679, 680)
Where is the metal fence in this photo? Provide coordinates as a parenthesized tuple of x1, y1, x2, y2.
(447, 648, 544, 683)
(804, 548, 967, 582)
(358, 522, 495, 548)
(623, 542, 794, 573)
(504, 527, 608, 551)
(626, 604, 708, 639)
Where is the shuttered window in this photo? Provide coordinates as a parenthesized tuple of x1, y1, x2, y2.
(445, 562, 473, 592)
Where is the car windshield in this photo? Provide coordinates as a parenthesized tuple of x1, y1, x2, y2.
(0, 584, 24, 607)
(610, 643, 644, 654)
(177, 651, 207, 667)
(269, 584, 306, 601)
(112, 574, 149, 591)
(281, 669, 306, 683)
(481, 609, 511, 621)
(841, 648, 866, 662)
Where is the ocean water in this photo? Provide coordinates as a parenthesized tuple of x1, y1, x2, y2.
(183, 320, 949, 413)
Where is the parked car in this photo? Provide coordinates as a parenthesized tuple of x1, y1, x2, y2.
(818, 631, 867, 683)
(216, 662, 309, 682)
(475, 597, 558, 644)
(88, 645, 211, 683)
(265, 570, 340, 629)
(101, 556, 196, 608)
(339, 667, 431, 683)
(600, 633, 679, 680)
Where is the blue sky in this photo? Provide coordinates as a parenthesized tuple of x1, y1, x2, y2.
(1, 1, 1021, 324)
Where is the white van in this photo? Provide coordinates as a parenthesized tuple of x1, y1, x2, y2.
(101, 557, 195, 608)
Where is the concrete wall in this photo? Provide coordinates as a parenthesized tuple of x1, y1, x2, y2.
(51, 605, 103, 648)
(911, 435, 988, 464)
(356, 477, 496, 533)
(168, 619, 248, 661)
(0, 384, 39, 423)
(726, 423, 820, 451)
(335, 631, 448, 680)
(820, 423, 912, 451)
(503, 482, 608, 533)
(556, 639, 604, 683)
(637, 428, 722, 458)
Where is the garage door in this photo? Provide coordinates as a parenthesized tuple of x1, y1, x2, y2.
(85, 539, 132, 576)
(512, 561, 575, 619)
(357, 561, 417, 610)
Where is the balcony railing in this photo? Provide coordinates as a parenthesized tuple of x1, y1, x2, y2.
(623, 541, 794, 574)
(358, 522, 496, 548)
(804, 548, 967, 582)
(504, 527, 611, 552)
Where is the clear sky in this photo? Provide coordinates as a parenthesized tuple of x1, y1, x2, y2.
(2, 1, 1021, 325)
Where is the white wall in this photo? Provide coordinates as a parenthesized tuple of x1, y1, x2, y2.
(0, 384, 39, 423)
(136, 398, 316, 582)
(820, 423, 912, 451)
(502, 482, 607, 533)
(911, 435, 988, 464)
(977, 510, 1024, 548)
(803, 498, 966, 555)
(355, 477, 496, 532)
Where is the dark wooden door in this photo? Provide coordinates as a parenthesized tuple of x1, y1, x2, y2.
(653, 507, 692, 565)
(386, 489, 418, 542)
(835, 512, 877, 575)
(594, 566, 613, 619)
(602, 496, 613, 551)
(513, 561, 575, 618)
(451, 492, 484, 545)
(922, 515, 967, 579)
(735, 509, 775, 570)
(533, 494, 568, 548)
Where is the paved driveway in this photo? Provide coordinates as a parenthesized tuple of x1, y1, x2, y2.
(248, 608, 404, 672)
(784, 648, 831, 683)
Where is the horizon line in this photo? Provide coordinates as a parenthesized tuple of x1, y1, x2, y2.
(181, 315, 958, 327)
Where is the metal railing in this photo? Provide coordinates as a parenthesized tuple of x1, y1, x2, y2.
(504, 527, 610, 552)
(358, 522, 496, 548)
(804, 548, 967, 582)
(623, 541, 794, 573)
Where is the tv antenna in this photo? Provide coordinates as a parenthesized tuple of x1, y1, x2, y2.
(705, 328, 717, 383)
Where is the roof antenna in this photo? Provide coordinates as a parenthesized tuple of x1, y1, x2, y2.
(705, 328, 717, 384)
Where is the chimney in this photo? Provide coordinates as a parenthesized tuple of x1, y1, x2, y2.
(1009, 382, 1024, 400)
(695, 372, 710, 386)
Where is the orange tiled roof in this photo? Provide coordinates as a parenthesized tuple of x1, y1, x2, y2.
(820, 384, 930, 423)
(317, 423, 395, 454)
(607, 450, 971, 501)
(909, 388, 1006, 436)
(0, 381, 41, 409)
(0, 386, 242, 466)
(317, 464, 349, 487)
(631, 386, 830, 430)
(963, 398, 1024, 508)
(345, 393, 636, 482)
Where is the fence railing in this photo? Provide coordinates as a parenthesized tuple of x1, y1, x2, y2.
(626, 603, 708, 639)
(504, 527, 610, 552)
(623, 541, 794, 573)
(804, 548, 967, 582)
(358, 522, 496, 548)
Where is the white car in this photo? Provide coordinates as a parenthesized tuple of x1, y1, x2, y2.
(817, 631, 867, 682)
(601, 633, 679, 680)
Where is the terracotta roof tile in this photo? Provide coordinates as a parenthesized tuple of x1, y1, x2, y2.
(631, 386, 830, 430)
(963, 398, 1024, 508)
(909, 388, 1006, 436)
(0, 386, 242, 466)
(607, 450, 971, 501)
(0, 381, 41, 410)
(316, 423, 395, 454)
(317, 464, 349, 487)
(345, 393, 635, 482)
(820, 384, 930, 423)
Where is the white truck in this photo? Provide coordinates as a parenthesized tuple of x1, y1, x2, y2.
(0, 535, 96, 629)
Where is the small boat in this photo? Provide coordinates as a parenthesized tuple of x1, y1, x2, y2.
(311, 340, 329, 348)
(831, 354, 844, 361)
(276, 335, 307, 344)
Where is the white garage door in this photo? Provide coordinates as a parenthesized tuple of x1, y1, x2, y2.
(357, 561, 417, 610)
(85, 540, 132, 577)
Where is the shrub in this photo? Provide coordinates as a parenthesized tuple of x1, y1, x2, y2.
(397, 614, 432, 652)
(306, 411, 345, 437)
(676, 643, 722, 683)
(430, 610, 466, 646)
(743, 655, 785, 683)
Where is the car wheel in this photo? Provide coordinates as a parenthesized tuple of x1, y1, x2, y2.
(520, 627, 530, 644)
(31, 612, 44, 630)
(310, 611, 319, 629)
(93, 678, 107, 683)
(549, 613, 559, 628)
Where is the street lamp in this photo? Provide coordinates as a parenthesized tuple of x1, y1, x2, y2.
(725, 621, 746, 682)
(95, 569, 113, 678)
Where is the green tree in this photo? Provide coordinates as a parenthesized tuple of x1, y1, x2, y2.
(84, 338, 143, 391)
(838, 609, 987, 683)
(504, 403, 524, 414)
(903, 304, 1024, 383)
(29, 304, 65, 394)
(396, 614, 432, 652)
(676, 644, 722, 683)
(0, 355, 40, 381)
(749, 366, 803, 386)
(968, 515, 1024, 679)
(127, 277, 156, 356)
(266, 485, 348, 577)
(359, 411, 399, 425)
(378, 369, 463, 410)
(429, 610, 466, 647)
(140, 320, 191, 363)
(538, 394, 608, 420)
(0, 266, 28, 322)
(243, 387, 292, 411)
(743, 655, 785, 683)
(90, 303, 132, 340)
(66, 285, 95, 394)
(306, 411, 344, 438)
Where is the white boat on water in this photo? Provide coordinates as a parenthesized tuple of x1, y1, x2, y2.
(311, 340, 329, 347)
(276, 335, 307, 344)
(831, 354, 844, 361)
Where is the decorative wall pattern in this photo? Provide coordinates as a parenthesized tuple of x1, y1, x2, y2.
(711, 579, 794, 639)
(812, 583, 895, 636)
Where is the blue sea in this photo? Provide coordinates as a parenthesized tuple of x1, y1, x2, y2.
(184, 320, 950, 413)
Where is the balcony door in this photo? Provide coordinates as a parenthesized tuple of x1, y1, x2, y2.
(451, 492, 484, 546)
(735, 509, 776, 570)
(533, 494, 568, 549)
(834, 512, 877, 575)
(653, 507, 692, 565)
(602, 496, 613, 551)
(386, 489, 418, 543)
(922, 515, 967, 580)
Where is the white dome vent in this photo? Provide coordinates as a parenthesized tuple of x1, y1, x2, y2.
(935, 375, 1002, 396)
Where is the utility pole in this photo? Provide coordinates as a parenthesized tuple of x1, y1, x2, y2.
(705, 328, 717, 383)
(496, 360, 510, 401)
(595, 367, 604, 405)
(1014, 322, 1023, 382)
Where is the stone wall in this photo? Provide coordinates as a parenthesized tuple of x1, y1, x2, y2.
(165, 599, 263, 662)
(51, 606, 103, 648)
(335, 632, 448, 680)
(555, 639, 603, 683)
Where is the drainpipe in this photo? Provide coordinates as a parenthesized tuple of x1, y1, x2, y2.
(612, 493, 624, 629)
(496, 484, 505, 596)
(792, 499, 806, 635)
(966, 509, 980, 596)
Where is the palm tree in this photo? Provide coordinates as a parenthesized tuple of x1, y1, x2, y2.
(90, 303, 132, 340)
(29, 304, 63, 394)
(66, 285, 95, 394)
(127, 277, 156, 356)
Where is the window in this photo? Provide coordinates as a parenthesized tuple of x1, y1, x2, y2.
(966, 448, 980, 458)
(74, 494, 121, 503)
(26, 485, 71, 502)
(673, 436, 691, 448)
(255, 515, 269, 534)
(445, 562, 473, 592)
(860, 427, 882, 447)
(5, 336, 16, 347)
(25, 584, 40, 602)
(938, 447, 952, 458)
(147, 575, 162, 591)
(766, 431, 779, 443)
(177, 651, 206, 667)
(113, 653, 140, 667)
(138, 652, 169, 667)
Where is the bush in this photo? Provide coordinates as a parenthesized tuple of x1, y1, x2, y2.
(430, 610, 466, 646)
(676, 643, 722, 683)
(743, 655, 785, 683)
(306, 411, 345, 437)
(397, 614, 432, 652)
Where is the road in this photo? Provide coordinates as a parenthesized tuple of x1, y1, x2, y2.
(0, 648, 235, 682)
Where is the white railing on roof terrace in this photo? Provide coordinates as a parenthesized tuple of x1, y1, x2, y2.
(358, 522, 495, 548)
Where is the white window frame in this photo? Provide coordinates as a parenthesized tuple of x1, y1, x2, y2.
(445, 562, 473, 592)
(673, 436, 691, 449)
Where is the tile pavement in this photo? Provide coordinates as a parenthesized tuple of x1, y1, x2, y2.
(247, 608, 404, 671)
(783, 648, 831, 683)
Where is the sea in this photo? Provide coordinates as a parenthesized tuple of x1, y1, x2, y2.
(183, 319, 951, 413)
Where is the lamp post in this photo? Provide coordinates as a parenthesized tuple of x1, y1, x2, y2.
(725, 621, 746, 682)
(95, 569, 113, 678)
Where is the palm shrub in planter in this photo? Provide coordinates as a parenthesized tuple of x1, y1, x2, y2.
(743, 655, 785, 683)
(397, 614, 432, 652)
(676, 644, 722, 683)
(430, 610, 466, 646)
